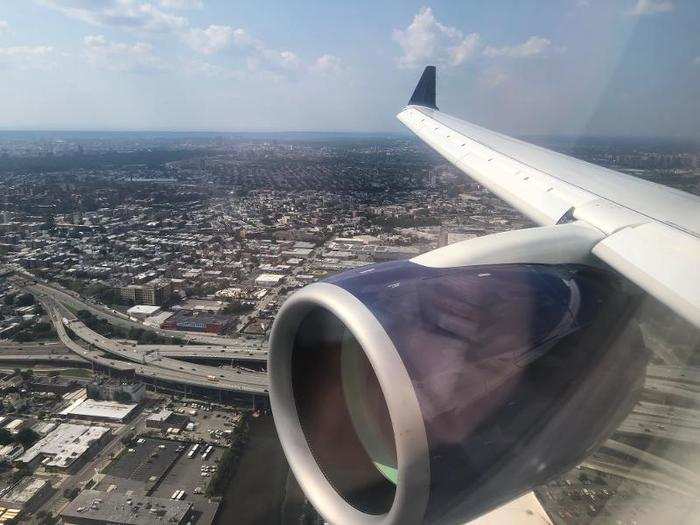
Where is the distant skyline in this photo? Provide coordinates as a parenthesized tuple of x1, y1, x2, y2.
(0, 0, 699, 138)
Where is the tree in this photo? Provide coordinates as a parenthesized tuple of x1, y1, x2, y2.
(19, 369, 33, 381)
(114, 391, 132, 404)
(45, 213, 56, 232)
(15, 428, 39, 448)
(10, 465, 29, 483)
(62, 487, 79, 500)
(0, 428, 12, 446)
(14, 293, 34, 307)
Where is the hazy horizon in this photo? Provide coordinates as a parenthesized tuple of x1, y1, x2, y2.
(1, 1, 699, 139)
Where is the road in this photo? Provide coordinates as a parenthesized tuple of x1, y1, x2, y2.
(0, 353, 87, 365)
(46, 301, 269, 395)
(13, 274, 259, 347)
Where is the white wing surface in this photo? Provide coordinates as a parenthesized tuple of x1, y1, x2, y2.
(398, 66, 700, 327)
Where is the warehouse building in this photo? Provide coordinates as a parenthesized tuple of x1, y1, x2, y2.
(18, 423, 110, 473)
(59, 398, 138, 423)
(61, 490, 192, 525)
(0, 477, 52, 512)
(161, 310, 231, 334)
(145, 409, 187, 432)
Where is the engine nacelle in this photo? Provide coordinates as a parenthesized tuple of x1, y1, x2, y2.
(269, 260, 646, 525)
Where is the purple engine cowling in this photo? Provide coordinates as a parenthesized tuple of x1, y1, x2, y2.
(270, 261, 647, 525)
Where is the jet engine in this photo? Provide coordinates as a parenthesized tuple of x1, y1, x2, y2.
(269, 229, 647, 525)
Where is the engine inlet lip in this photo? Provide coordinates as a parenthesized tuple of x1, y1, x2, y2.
(269, 282, 430, 525)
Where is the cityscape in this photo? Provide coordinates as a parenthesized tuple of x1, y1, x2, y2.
(0, 131, 696, 524)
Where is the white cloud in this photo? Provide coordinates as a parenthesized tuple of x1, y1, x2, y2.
(628, 0, 674, 16)
(248, 48, 303, 74)
(40, 0, 188, 33)
(184, 24, 234, 54)
(84, 34, 165, 72)
(393, 8, 563, 68)
(157, 0, 203, 9)
(311, 54, 344, 75)
(450, 33, 480, 66)
(693, 56, 700, 66)
(484, 36, 564, 58)
(0, 45, 53, 57)
(479, 68, 508, 88)
(0, 20, 9, 35)
(0, 45, 55, 70)
(184, 24, 338, 78)
(231, 28, 256, 47)
(392, 7, 480, 68)
(184, 23, 304, 74)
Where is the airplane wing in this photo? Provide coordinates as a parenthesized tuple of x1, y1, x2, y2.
(398, 66, 700, 327)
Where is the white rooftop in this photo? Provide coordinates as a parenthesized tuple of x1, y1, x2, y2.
(255, 273, 285, 284)
(19, 423, 110, 469)
(146, 409, 173, 423)
(60, 398, 138, 422)
(127, 305, 161, 316)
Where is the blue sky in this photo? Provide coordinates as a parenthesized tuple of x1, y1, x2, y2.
(0, 0, 698, 137)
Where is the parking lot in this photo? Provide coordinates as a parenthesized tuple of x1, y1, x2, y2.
(97, 437, 185, 494)
(165, 399, 243, 445)
(150, 444, 224, 525)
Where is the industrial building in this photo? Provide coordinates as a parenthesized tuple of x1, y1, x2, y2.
(86, 379, 146, 403)
(145, 409, 188, 432)
(255, 273, 285, 287)
(59, 398, 138, 423)
(126, 304, 161, 320)
(30, 375, 84, 395)
(0, 477, 52, 512)
(61, 490, 192, 525)
(18, 423, 110, 472)
(161, 309, 231, 334)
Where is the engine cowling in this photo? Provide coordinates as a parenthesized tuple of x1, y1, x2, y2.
(269, 260, 646, 525)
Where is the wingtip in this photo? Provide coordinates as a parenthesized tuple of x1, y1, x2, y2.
(408, 65, 438, 110)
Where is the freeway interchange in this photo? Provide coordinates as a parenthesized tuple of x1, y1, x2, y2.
(8, 273, 270, 396)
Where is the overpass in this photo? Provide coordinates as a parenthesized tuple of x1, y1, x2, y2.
(13, 275, 259, 348)
(44, 301, 269, 395)
(0, 352, 88, 366)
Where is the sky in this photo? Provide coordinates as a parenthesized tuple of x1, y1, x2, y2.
(0, 0, 699, 137)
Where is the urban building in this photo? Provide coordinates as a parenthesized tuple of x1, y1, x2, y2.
(145, 409, 188, 432)
(161, 310, 231, 334)
(86, 379, 146, 403)
(18, 423, 111, 472)
(255, 273, 285, 287)
(0, 477, 52, 512)
(120, 279, 172, 306)
(126, 304, 161, 320)
(61, 490, 192, 525)
(59, 398, 138, 423)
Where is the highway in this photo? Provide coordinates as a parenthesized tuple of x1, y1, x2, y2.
(43, 301, 269, 395)
(12, 274, 262, 347)
(132, 344, 267, 362)
(64, 314, 269, 392)
(0, 352, 87, 365)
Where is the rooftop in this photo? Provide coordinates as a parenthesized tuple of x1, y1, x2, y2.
(255, 273, 285, 284)
(61, 489, 191, 525)
(60, 398, 138, 422)
(146, 409, 173, 423)
(19, 423, 110, 469)
(126, 305, 161, 316)
(0, 477, 49, 507)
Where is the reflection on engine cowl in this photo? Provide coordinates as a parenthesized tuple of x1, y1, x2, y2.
(269, 261, 647, 525)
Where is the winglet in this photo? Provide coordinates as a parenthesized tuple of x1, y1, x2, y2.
(408, 66, 438, 110)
